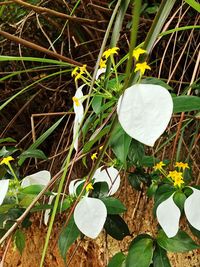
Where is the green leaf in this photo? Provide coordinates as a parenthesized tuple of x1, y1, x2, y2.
(104, 215, 130, 240)
(128, 139, 145, 166)
(126, 236, 154, 267)
(153, 245, 171, 267)
(0, 137, 17, 144)
(108, 252, 126, 267)
(20, 185, 45, 195)
(173, 96, 200, 113)
(189, 224, 200, 239)
(185, 0, 200, 12)
(173, 192, 186, 211)
(19, 195, 36, 208)
(92, 95, 103, 114)
(157, 230, 200, 252)
(110, 123, 132, 166)
(14, 229, 25, 255)
(100, 197, 127, 214)
(18, 116, 64, 165)
(91, 182, 109, 198)
(58, 216, 80, 262)
(18, 149, 47, 166)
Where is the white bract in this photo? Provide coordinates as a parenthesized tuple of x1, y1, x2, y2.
(70, 166, 120, 238)
(74, 197, 107, 239)
(21, 170, 51, 188)
(0, 180, 9, 205)
(117, 84, 173, 146)
(156, 194, 180, 238)
(95, 68, 106, 80)
(73, 84, 85, 151)
(93, 166, 120, 195)
(184, 187, 200, 231)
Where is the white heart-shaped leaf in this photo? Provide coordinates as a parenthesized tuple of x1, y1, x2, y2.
(117, 84, 173, 146)
(156, 194, 180, 238)
(0, 180, 9, 205)
(68, 179, 84, 195)
(93, 166, 120, 196)
(44, 194, 56, 225)
(74, 197, 107, 239)
(73, 85, 85, 151)
(184, 187, 200, 231)
(96, 68, 106, 80)
(21, 170, 51, 188)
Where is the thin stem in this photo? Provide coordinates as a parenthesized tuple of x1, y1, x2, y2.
(124, 0, 142, 89)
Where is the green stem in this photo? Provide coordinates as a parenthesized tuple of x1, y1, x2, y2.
(124, 0, 142, 89)
(40, 144, 74, 266)
(7, 163, 18, 183)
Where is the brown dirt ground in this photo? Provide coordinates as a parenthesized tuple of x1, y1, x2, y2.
(1, 181, 200, 267)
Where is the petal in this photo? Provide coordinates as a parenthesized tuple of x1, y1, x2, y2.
(21, 170, 51, 188)
(93, 166, 120, 196)
(117, 84, 173, 146)
(156, 194, 180, 238)
(184, 187, 200, 231)
(95, 68, 106, 80)
(0, 180, 9, 205)
(68, 179, 84, 195)
(74, 197, 107, 238)
(44, 194, 56, 225)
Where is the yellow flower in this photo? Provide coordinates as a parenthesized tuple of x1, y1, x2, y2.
(0, 156, 14, 166)
(175, 162, 189, 171)
(153, 161, 165, 171)
(173, 176, 184, 188)
(99, 59, 106, 69)
(72, 96, 80, 106)
(91, 153, 98, 161)
(71, 65, 87, 81)
(134, 62, 151, 76)
(167, 170, 183, 181)
(86, 183, 94, 192)
(71, 66, 79, 77)
(102, 47, 119, 59)
(132, 48, 146, 61)
(99, 146, 103, 151)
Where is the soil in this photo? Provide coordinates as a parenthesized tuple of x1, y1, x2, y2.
(2, 183, 200, 267)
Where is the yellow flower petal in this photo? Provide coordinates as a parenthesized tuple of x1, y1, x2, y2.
(102, 47, 119, 59)
(99, 59, 106, 69)
(132, 48, 146, 61)
(134, 62, 151, 76)
(153, 161, 165, 171)
(86, 183, 94, 192)
(91, 153, 98, 161)
(175, 162, 189, 170)
(0, 156, 14, 166)
(72, 96, 80, 107)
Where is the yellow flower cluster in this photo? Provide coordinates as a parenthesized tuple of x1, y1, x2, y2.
(153, 161, 189, 188)
(71, 64, 87, 81)
(0, 156, 14, 166)
(99, 47, 119, 69)
(167, 170, 184, 188)
(132, 48, 150, 76)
